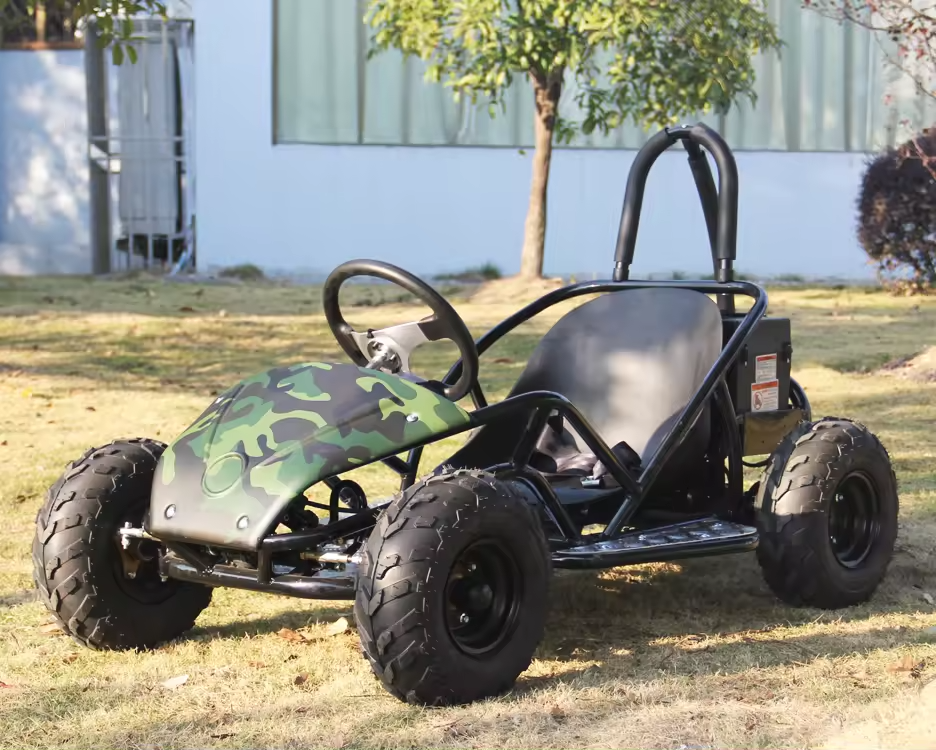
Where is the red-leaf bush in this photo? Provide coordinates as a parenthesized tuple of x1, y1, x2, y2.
(858, 128, 936, 293)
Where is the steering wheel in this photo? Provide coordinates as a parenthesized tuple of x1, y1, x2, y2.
(322, 259, 480, 402)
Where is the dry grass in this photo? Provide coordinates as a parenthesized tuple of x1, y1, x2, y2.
(1, 276, 935, 750)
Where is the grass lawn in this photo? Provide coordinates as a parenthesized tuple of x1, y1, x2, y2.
(1, 275, 935, 750)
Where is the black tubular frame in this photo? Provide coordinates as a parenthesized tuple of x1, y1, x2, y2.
(241, 277, 766, 556)
(276, 121, 762, 548)
(160, 122, 780, 590)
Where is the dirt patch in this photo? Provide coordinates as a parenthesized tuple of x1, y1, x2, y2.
(877, 347, 936, 382)
(469, 275, 567, 306)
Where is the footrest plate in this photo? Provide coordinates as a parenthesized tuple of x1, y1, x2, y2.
(553, 517, 758, 569)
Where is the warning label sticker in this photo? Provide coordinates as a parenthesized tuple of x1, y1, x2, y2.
(755, 353, 778, 383)
(751, 380, 779, 412)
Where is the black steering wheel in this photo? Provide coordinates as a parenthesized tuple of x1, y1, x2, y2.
(322, 259, 480, 402)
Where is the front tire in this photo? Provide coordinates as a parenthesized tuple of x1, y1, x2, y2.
(754, 418, 898, 609)
(354, 470, 551, 706)
(32, 438, 212, 649)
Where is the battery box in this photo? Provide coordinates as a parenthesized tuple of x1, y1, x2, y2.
(722, 315, 797, 456)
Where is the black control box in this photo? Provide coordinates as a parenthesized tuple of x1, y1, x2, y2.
(722, 315, 792, 415)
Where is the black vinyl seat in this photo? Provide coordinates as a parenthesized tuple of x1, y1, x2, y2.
(440, 288, 724, 491)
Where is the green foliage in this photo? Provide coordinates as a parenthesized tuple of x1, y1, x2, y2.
(0, 0, 166, 63)
(217, 263, 266, 282)
(435, 263, 503, 282)
(366, 0, 782, 141)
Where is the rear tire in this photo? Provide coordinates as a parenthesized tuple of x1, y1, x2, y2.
(354, 470, 551, 706)
(754, 418, 898, 609)
(32, 438, 212, 650)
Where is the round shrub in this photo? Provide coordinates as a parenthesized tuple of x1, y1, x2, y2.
(858, 128, 936, 293)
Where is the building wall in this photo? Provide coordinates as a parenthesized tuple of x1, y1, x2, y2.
(0, 50, 91, 275)
(196, 0, 877, 281)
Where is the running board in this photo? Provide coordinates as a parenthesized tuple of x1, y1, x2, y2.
(552, 517, 758, 569)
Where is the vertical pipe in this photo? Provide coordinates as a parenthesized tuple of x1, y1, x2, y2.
(84, 19, 112, 274)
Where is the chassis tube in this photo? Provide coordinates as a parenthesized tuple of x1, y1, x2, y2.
(162, 557, 356, 600)
(614, 124, 739, 283)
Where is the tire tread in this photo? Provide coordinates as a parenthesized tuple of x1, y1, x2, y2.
(32, 438, 212, 650)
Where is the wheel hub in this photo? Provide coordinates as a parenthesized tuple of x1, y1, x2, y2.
(445, 541, 522, 656)
(113, 519, 175, 602)
(828, 472, 881, 568)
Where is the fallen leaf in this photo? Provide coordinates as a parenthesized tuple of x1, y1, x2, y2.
(210, 734, 235, 740)
(492, 357, 514, 364)
(85, 406, 96, 412)
(888, 655, 915, 673)
(178, 306, 196, 313)
(277, 627, 306, 643)
(62, 653, 79, 664)
(325, 617, 350, 637)
(14, 495, 26, 504)
(38, 622, 62, 635)
(284, 654, 299, 662)
(160, 674, 189, 690)
(294, 673, 309, 686)
(923, 592, 935, 606)
(0, 682, 13, 689)
(1, 440, 7, 446)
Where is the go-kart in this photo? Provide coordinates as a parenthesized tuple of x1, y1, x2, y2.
(32, 123, 899, 707)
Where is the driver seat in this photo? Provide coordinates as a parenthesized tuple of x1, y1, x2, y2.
(439, 288, 724, 489)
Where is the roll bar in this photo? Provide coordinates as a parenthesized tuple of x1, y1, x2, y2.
(612, 122, 740, 313)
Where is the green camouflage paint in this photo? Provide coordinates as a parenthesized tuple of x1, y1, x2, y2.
(148, 362, 471, 550)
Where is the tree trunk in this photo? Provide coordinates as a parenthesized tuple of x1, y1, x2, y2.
(519, 73, 561, 280)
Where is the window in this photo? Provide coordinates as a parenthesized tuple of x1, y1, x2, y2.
(273, 0, 936, 152)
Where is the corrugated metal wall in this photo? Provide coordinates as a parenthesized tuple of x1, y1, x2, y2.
(273, 0, 936, 152)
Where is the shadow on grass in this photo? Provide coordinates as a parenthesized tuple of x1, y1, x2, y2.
(175, 522, 934, 685)
(4, 298, 936, 395)
(0, 277, 475, 318)
(2, 525, 932, 748)
(0, 320, 543, 397)
(189, 603, 354, 642)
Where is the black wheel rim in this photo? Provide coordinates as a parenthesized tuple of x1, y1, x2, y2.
(828, 472, 881, 568)
(444, 540, 522, 656)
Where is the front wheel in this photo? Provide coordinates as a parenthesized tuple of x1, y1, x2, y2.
(754, 418, 898, 609)
(354, 470, 551, 706)
(32, 438, 212, 650)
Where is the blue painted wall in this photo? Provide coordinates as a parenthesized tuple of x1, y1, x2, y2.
(195, 0, 876, 281)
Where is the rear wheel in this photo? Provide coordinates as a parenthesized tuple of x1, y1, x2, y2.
(754, 418, 898, 609)
(354, 470, 551, 706)
(32, 438, 212, 649)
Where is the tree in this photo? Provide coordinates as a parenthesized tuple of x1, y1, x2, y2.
(0, 0, 166, 62)
(366, 0, 781, 279)
(805, 1, 936, 102)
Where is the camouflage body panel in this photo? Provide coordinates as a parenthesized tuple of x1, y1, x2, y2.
(148, 362, 471, 550)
